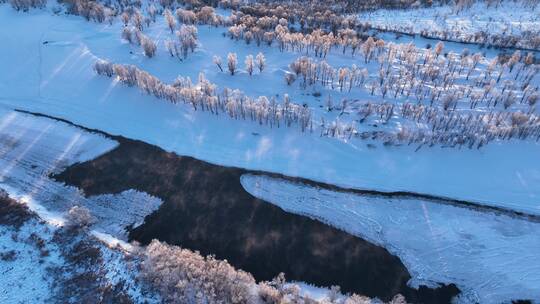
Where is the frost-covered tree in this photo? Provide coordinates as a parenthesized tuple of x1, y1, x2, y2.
(528, 93, 539, 107)
(213, 55, 223, 72)
(285, 73, 296, 85)
(140, 240, 255, 304)
(508, 50, 521, 73)
(132, 9, 144, 31)
(66, 206, 95, 228)
(165, 40, 176, 57)
(164, 9, 176, 33)
(434, 41, 444, 58)
(256, 52, 266, 73)
(175, 25, 198, 59)
(338, 68, 349, 92)
(113, 64, 138, 86)
(121, 27, 133, 43)
(147, 5, 157, 22)
(176, 8, 197, 24)
(62, 0, 110, 23)
(524, 52, 535, 66)
(344, 293, 372, 304)
(9, 0, 46, 11)
(228, 24, 246, 41)
(245, 55, 254, 76)
(197, 6, 215, 24)
(362, 37, 375, 63)
(141, 36, 157, 58)
(94, 59, 114, 77)
(227, 52, 238, 75)
(121, 12, 130, 26)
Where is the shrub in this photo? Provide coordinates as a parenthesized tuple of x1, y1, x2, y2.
(9, 0, 46, 11)
(0, 190, 33, 228)
(66, 206, 95, 228)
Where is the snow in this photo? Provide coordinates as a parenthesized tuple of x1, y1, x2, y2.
(0, 3, 539, 301)
(0, 4, 538, 216)
(97, 235, 162, 303)
(0, 220, 62, 304)
(0, 107, 160, 302)
(358, 1, 540, 50)
(241, 174, 540, 303)
(289, 282, 348, 302)
(92, 230, 134, 251)
(0, 194, 160, 304)
(0, 107, 162, 239)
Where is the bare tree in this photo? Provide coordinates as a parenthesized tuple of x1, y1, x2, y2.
(285, 73, 296, 85)
(245, 55, 254, 76)
(121, 12, 130, 26)
(147, 5, 157, 22)
(256, 52, 266, 73)
(66, 206, 95, 228)
(121, 27, 134, 44)
(164, 9, 176, 33)
(94, 59, 114, 77)
(141, 36, 157, 58)
(132, 9, 144, 31)
(176, 25, 198, 59)
(227, 52, 238, 75)
(362, 37, 375, 63)
(434, 41, 444, 58)
(213, 55, 223, 72)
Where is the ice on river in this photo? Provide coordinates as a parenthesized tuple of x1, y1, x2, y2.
(241, 174, 540, 303)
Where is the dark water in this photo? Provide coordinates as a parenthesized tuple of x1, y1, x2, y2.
(54, 136, 459, 303)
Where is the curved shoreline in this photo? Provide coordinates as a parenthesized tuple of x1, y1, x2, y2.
(14, 109, 458, 302)
(15, 108, 540, 223)
(13, 108, 539, 302)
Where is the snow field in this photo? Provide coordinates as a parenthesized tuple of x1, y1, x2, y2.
(358, 1, 540, 50)
(0, 2, 540, 302)
(0, 5, 539, 213)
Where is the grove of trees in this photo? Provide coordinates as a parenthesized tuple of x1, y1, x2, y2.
(94, 60, 314, 132)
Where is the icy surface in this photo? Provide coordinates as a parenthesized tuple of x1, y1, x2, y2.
(359, 1, 540, 47)
(0, 107, 162, 239)
(0, 5, 539, 214)
(241, 174, 540, 303)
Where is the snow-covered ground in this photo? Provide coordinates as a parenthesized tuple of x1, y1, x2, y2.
(0, 193, 161, 303)
(1, 2, 540, 302)
(241, 174, 540, 303)
(0, 4, 539, 215)
(0, 107, 364, 303)
(359, 1, 540, 50)
(0, 218, 61, 303)
(0, 107, 161, 239)
(0, 103, 163, 301)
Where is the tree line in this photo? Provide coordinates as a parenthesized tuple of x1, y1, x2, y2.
(285, 42, 539, 114)
(94, 60, 313, 132)
(140, 239, 408, 304)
